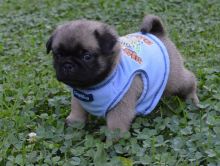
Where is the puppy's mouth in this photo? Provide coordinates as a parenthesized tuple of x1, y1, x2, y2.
(56, 70, 94, 89)
(55, 62, 76, 80)
(59, 78, 95, 89)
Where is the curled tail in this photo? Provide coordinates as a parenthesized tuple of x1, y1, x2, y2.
(140, 15, 166, 37)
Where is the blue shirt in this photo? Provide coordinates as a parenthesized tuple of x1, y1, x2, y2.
(71, 33, 170, 117)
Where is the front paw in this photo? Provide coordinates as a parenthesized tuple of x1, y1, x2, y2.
(65, 115, 86, 127)
(65, 116, 75, 126)
(105, 128, 131, 143)
(106, 129, 122, 142)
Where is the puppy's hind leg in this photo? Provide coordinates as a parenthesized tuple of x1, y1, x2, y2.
(178, 69, 199, 106)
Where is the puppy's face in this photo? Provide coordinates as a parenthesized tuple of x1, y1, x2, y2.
(46, 20, 120, 88)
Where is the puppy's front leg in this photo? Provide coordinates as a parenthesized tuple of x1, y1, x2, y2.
(65, 97, 88, 125)
(106, 75, 143, 135)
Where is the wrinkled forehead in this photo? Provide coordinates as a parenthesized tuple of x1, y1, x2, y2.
(52, 23, 99, 52)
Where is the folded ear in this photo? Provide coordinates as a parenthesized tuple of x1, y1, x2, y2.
(46, 35, 54, 54)
(94, 25, 118, 55)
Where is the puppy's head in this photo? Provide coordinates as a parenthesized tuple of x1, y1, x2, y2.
(46, 20, 120, 88)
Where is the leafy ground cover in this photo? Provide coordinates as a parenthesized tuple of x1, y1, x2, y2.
(0, 0, 220, 165)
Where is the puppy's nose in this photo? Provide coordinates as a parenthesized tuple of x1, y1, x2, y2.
(63, 63, 74, 73)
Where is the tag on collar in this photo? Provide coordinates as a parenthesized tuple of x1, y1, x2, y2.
(73, 89, 94, 102)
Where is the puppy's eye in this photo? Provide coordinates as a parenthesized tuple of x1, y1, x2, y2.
(82, 53, 93, 61)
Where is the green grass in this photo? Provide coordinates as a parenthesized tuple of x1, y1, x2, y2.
(1, 0, 220, 165)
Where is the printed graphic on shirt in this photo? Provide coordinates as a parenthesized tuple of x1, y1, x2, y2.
(73, 89, 94, 102)
(123, 48, 143, 64)
(119, 34, 153, 64)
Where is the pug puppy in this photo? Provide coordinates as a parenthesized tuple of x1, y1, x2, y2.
(46, 15, 199, 134)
